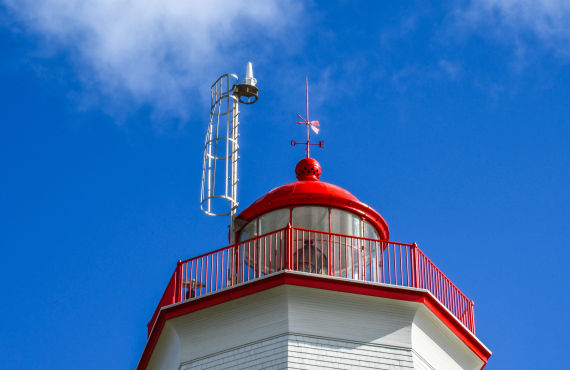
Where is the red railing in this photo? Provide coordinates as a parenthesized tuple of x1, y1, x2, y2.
(414, 247, 476, 333)
(147, 226, 475, 335)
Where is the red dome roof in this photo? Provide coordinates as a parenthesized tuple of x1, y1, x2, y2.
(237, 159, 389, 240)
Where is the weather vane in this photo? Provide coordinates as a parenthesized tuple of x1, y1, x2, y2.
(291, 76, 323, 158)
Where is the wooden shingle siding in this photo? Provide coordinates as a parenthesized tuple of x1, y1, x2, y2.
(182, 333, 415, 369)
(287, 334, 414, 369)
(412, 306, 483, 370)
(286, 285, 416, 348)
(182, 335, 289, 369)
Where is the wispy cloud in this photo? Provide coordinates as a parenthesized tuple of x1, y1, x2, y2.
(454, 0, 570, 59)
(438, 59, 462, 81)
(2, 0, 303, 123)
(389, 60, 463, 94)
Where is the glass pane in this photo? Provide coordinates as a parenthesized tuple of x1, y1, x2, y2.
(239, 218, 257, 242)
(259, 208, 290, 235)
(363, 221, 380, 281)
(257, 209, 289, 274)
(330, 209, 362, 237)
(364, 221, 379, 240)
(292, 206, 329, 232)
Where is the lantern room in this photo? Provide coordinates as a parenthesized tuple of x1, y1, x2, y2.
(233, 157, 390, 278)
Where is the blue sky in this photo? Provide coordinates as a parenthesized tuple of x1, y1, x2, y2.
(1, 1, 569, 369)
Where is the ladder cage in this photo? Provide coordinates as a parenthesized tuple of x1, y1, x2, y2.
(200, 74, 240, 217)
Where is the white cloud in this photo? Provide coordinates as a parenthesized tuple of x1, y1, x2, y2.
(2, 0, 303, 122)
(455, 0, 570, 58)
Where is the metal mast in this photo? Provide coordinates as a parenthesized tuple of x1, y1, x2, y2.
(200, 63, 258, 243)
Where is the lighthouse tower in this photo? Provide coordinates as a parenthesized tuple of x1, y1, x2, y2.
(137, 75, 491, 369)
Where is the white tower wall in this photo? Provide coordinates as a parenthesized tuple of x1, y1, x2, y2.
(145, 274, 485, 370)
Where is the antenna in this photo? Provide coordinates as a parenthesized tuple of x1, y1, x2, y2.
(200, 62, 259, 242)
(291, 77, 323, 157)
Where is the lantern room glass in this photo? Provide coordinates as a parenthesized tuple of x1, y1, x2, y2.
(330, 208, 362, 237)
(239, 218, 257, 241)
(292, 206, 329, 231)
(259, 208, 289, 235)
(238, 206, 381, 279)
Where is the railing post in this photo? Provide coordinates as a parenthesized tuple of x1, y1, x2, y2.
(174, 260, 182, 303)
(286, 224, 292, 270)
(411, 242, 420, 289)
(469, 301, 475, 335)
(234, 245, 239, 285)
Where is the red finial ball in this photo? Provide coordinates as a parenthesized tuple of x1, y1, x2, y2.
(295, 158, 322, 181)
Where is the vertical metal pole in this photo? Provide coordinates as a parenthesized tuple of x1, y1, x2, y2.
(386, 244, 392, 284)
(306, 77, 310, 158)
(175, 260, 182, 303)
(411, 242, 420, 288)
(301, 230, 305, 272)
(471, 301, 476, 334)
(229, 91, 239, 244)
(287, 224, 292, 270)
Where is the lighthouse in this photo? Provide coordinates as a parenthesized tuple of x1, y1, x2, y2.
(137, 69, 491, 369)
